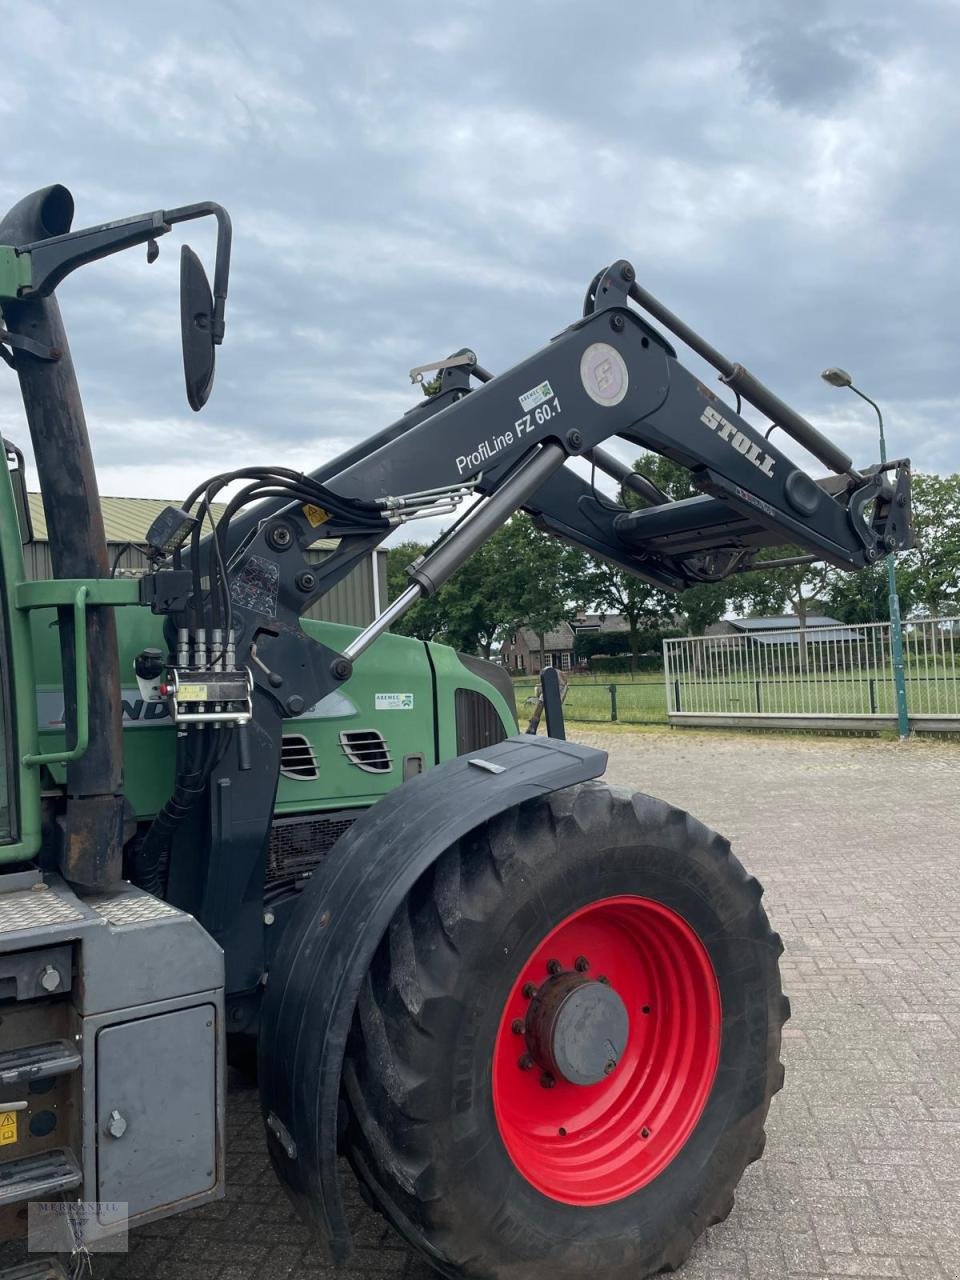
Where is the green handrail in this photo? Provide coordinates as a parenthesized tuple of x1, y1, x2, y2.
(22, 583, 89, 766)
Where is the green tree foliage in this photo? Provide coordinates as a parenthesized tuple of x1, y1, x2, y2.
(385, 516, 589, 658)
(899, 472, 960, 617)
(631, 454, 729, 634)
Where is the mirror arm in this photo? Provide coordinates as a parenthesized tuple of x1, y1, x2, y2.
(163, 202, 232, 343)
(19, 212, 172, 295)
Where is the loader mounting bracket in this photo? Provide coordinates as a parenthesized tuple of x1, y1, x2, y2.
(258, 734, 607, 1262)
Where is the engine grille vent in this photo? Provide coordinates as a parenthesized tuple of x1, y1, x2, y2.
(339, 729, 392, 774)
(281, 733, 319, 780)
(266, 812, 358, 887)
(455, 688, 508, 756)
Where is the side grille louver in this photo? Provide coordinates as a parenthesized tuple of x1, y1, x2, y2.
(339, 729, 392, 773)
(281, 734, 319, 780)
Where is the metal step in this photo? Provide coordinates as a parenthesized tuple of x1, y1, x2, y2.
(0, 1041, 81, 1089)
(0, 1259, 69, 1280)
(0, 1149, 81, 1208)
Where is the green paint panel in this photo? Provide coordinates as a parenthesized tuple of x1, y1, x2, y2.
(30, 610, 514, 821)
(0, 245, 31, 300)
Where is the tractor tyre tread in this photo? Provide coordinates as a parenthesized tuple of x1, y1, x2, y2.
(342, 782, 786, 1280)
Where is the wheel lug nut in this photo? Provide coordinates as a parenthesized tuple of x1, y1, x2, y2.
(598, 975, 610, 985)
(522, 983, 537, 999)
(574, 955, 590, 973)
(540, 1073, 555, 1089)
(511, 1019, 525, 1035)
(518, 1054, 535, 1071)
(546, 959, 562, 976)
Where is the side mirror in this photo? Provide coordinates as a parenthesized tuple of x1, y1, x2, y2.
(180, 245, 216, 411)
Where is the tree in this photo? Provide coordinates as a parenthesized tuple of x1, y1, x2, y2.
(899, 472, 960, 619)
(495, 516, 590, 668)
(631, 454, 729, 635)
(385, 540, 448, 642)
(386, 516, 588, 660)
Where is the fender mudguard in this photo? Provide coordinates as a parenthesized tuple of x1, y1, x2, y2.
(258, 733, 607, 1260)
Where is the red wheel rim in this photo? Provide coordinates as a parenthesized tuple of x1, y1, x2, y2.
(493, 895, 721, 1205)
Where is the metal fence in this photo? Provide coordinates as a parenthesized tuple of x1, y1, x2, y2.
(513, 678, 668, 725)
(663, 618, 960, 731)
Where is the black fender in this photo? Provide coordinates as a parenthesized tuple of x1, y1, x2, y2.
(258, 733, 607, 1261)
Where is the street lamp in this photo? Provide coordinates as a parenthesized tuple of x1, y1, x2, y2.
(820, 367, 910, 739)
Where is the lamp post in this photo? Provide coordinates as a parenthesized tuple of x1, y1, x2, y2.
(821, 368, 909, 739)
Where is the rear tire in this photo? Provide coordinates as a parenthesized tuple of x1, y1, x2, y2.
(342, 782, 787, 1280)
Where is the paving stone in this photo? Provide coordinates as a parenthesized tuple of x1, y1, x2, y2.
(0, 728, 956, 1279)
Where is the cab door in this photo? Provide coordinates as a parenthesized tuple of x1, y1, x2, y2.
(0, 444, 41, 865)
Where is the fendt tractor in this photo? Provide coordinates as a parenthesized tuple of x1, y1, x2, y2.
(0, 185, 911, 1280)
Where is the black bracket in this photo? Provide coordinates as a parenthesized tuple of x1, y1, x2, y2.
(0, 327, 62, 366)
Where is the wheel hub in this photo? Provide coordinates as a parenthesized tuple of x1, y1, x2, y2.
(525, 971, 630, 1086)
(493, 895, 722, 1205)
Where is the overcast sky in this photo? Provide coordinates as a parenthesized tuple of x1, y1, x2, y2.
(3, 0, 958, 544)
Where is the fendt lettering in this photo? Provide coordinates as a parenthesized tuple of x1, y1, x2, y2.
(700, 403, 776, 477)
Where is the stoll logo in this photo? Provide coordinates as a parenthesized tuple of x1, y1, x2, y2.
(700, 404, 776, 478)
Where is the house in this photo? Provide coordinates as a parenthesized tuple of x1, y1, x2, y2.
(500, 623, 577, 674)
(501, 612, 635, 674)
(571, 612, 631, 640)
(23, 493, 388, 628)
(706, 615, 864, 645)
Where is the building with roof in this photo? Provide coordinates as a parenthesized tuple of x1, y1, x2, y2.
(500, 622, 577, 674)
(706, 615, 865, 645)
(23, 493, 387, 629)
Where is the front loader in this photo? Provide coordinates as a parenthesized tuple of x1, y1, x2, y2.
(0, 185, 911, 1279)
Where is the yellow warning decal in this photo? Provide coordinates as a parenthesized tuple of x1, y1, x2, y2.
(177, 684, 209, 702)
(302, 503, 330, 528)
(0, 1111, 17, 1146)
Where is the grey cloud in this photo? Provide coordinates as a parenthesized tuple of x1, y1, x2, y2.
(1, 0, 957, 517)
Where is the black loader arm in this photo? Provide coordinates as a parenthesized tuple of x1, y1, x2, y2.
(143, 253, 911, 992)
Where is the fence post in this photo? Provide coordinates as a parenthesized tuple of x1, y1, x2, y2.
(673, 678, 681, 713)
(868, 677, 877, 715)
(755, 681, 762, 713)
(609, 684, 618, 722)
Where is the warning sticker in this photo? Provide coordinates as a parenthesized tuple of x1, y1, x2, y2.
(0, 1111, 17, 1146)
(302, 503, 331, 528)
(375, 693, 414, 710)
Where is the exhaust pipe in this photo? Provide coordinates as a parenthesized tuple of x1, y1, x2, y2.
(0, 186, 125, 889)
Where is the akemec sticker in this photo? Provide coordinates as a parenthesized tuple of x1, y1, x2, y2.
(375, 693, 414, 710)
(518, 380, 554, 413)
(0, 1110, 18, 1147)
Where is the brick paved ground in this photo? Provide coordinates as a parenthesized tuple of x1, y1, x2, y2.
(3, 727, 959, 1279)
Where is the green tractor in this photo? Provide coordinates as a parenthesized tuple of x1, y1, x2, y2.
(0, 185, 911, 1279)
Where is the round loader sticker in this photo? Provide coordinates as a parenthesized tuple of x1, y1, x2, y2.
(580, 342, 629, 407)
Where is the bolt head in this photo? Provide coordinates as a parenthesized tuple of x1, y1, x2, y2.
(107, 1109, 127, 1139)
(610, 314, 625, 332)
(574, 956, 590, 973)
(620, 263, 636, 283)
(39, 965, 61, 992)
(546, 958, 562, 976)
(603, 1059, 617, 1076)
(540, 1073, 556, 1089)
(285, 695, 306, 716)
(511, 1019, 525, 1035)
(518, 1054, 534, 1071)
(522, 982, 537, 999)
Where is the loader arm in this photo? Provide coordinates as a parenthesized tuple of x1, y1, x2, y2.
(151, 258, 910, 984)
